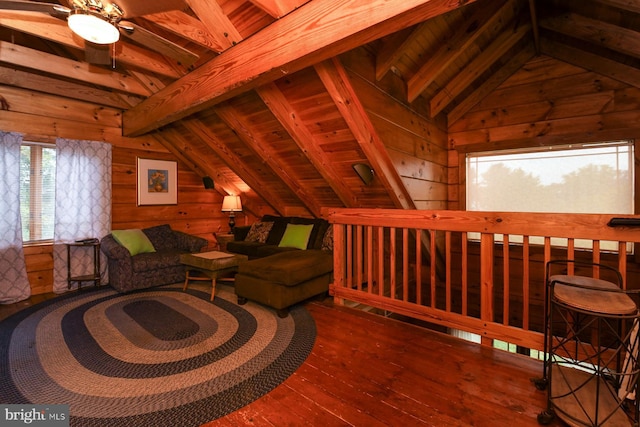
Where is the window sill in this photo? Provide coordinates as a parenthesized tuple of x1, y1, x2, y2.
(23, 240, 54, 248)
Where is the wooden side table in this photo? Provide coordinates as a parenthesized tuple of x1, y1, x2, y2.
(214, 233, 235, 252)
(66, 240, 101, 290)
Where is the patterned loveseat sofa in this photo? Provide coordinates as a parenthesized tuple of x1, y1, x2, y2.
(101, 224, 207, 293)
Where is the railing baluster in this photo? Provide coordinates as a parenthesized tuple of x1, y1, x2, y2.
(593, 240, 601, 278)
(619, 241, 628, 290)
(390, 227, 396, 300)
(416, 229, 422, 305)
(462, 232, 468, 316)
(480, 232, 494, 323)
(522, 236, 530, 331)
(332, 223, 345, 305)
(367, 225, 373, 294)
(377, 226, 384, 298)
(503, 234, 510, 327)
(356, 225, 363, 291)
(346, 224, 353, 288)
(446, 231, 451, 312)
(430, 229, 436, 308)
(403, 228, 409, 302)
(567, 238, 575, 275)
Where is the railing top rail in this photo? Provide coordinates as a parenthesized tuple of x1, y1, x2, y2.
(324, 209, 640, 242)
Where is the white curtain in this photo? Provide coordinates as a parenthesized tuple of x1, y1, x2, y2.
(52, 138, 111, 293)
(0, 132, 31, 303)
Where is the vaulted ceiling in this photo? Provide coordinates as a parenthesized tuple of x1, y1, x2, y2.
(1, 0, 639, 217)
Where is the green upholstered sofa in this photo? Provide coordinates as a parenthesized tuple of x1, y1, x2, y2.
(227, 215, 333, 316)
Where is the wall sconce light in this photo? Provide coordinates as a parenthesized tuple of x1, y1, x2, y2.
(202, 176, 214, 189)
(353, 163, 374, 185)
(221, 195, 242, 232)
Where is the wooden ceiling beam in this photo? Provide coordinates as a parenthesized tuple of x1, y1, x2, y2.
(214, 103, 321, 216)
(0, 41, 152, 96)
(540, 12, 640, 59)
(0, 11, 183, 78)
(122, 0, 480, 137)
(184, 0, 243, 50)
(249, 0, 309, 18)
(540, 37, 640, 89)
(448, 42, 536, 127)
(181, 117, 288, 216)
(430, 20, 531, 117)
(0, 83, 122, 127)
(118, 22, 200, 68)
(408, 0, 512, 103)
(257, 82, 357, 207)
(144, 11, 225, 52)
(0, 109, 121, 141)
(375, 24, 425, 82)
(593, 0, 640, 15)
(0, 65, 138, 108)
(315, 57, 415, 210)
(250, 0, 310, 19)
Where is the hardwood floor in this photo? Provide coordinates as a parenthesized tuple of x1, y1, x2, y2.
(207, 301, 563, 427)
(1, 289, 563, 427)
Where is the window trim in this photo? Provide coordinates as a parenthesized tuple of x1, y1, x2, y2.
(464, 140, 635, 253)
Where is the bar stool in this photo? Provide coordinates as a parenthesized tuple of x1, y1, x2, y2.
(534, 260, 640, 426)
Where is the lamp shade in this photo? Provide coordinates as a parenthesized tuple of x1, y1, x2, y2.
(221, 195, 242, 212)
(68, 12, 120, 45)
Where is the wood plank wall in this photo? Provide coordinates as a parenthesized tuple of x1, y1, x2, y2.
(0, 84, 236, 295)
(110, 141, 234, 245)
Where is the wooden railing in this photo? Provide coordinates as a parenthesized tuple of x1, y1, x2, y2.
(326, 209, 640, 352)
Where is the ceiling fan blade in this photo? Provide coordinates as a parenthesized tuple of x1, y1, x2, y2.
(0, 0, 70, 15)
(105, 0, 186, 19)
(118, 20, 198, 67)
(84, 42, 111, 65)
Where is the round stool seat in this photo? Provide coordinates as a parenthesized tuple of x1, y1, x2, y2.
(550, 274, 637, 315)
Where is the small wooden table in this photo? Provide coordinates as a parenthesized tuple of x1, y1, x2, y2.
(180, 251, 248, 301)
(66, 239, 101, 290)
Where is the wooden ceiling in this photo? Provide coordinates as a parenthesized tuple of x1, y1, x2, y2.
(1, 0, 639, 217)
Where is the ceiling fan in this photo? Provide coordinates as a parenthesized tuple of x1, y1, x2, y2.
(0, 0, 198, 66)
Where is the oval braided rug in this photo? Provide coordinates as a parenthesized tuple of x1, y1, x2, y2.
(0, 284, 316, 427)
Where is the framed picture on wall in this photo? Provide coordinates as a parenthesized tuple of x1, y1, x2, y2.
(137, 158, 178, 206)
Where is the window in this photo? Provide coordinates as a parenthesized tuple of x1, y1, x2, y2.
(20, 143, 56, 242)
(466, 141, 634, 249)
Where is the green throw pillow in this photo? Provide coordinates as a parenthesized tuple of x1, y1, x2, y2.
(278, 223, 314, 250)
(111, 229, 156, 256)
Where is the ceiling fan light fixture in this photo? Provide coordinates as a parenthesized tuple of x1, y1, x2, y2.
(68, 11, 120, 45)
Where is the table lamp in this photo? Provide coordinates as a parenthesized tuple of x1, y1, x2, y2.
(221, 195, 242, 232)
